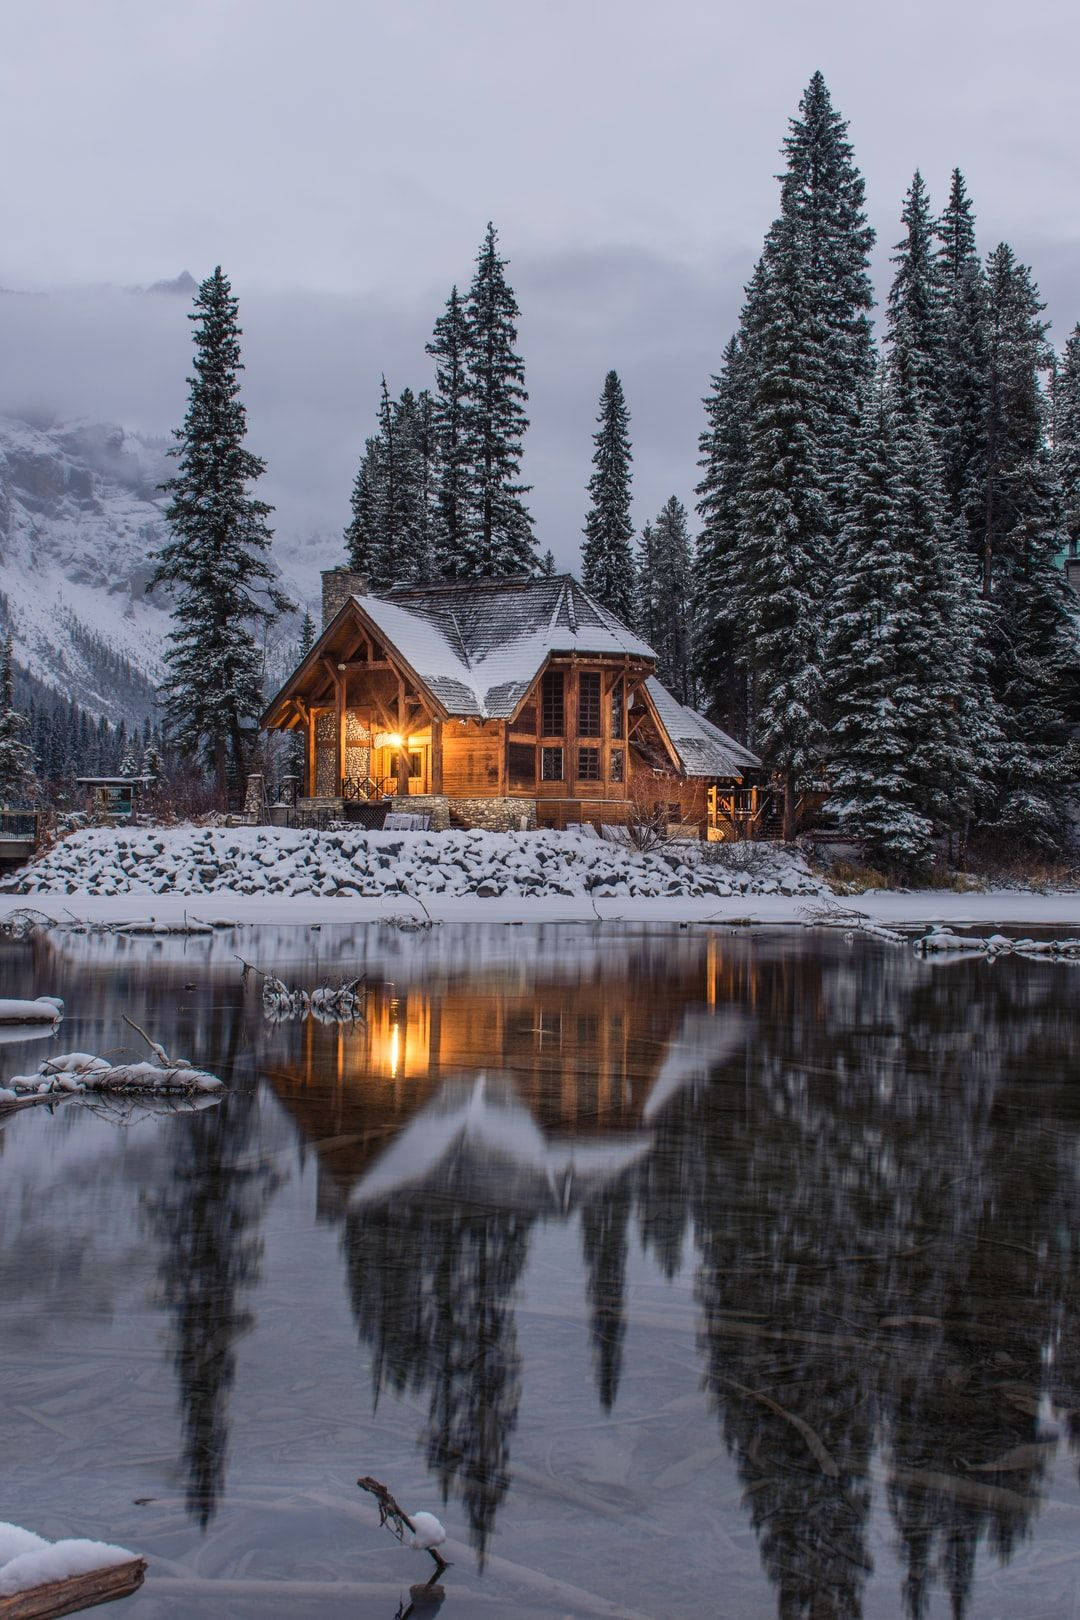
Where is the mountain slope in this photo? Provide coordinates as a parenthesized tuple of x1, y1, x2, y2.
(0, 414, 327, 723)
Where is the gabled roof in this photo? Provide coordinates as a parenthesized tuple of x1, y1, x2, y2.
(645, 678, 761, 779)
(358, 575, 655, 718)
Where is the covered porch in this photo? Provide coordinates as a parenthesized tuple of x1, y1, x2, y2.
(262, 606, 446, 807)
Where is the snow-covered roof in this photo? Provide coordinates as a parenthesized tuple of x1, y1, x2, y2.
(645, 678, 760, 778)
(354, 575, 655, 719)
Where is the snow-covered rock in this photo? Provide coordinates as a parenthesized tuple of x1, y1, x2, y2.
(7, 825, 826, 904)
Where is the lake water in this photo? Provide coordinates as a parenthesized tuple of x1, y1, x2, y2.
(3, 920, 1080, 1619)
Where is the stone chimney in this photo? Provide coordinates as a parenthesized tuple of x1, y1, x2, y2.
(321, 567, 370, 628)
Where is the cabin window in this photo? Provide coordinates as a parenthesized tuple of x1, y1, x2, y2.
(578, 671, 601, 737)
(577, 745, 600, 781)
(611, 679, 624, 737)
(611, 746, 624, 784)
(409, 752, 423, 779)
(541, 671, 564, 735)
(541, 745, 564, 781)
(515, 703, 537, 736)
(509, 742, 535, 786)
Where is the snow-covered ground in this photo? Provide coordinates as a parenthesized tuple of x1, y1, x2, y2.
(3, 824, 1080, 929)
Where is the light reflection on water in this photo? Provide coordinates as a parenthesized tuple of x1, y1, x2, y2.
(2, 922, 1080, 1618)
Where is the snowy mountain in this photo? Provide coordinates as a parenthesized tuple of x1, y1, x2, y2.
(0, 414, 329, 723)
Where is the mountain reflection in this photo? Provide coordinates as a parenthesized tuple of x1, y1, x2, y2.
(269, 933, 1080, 1613)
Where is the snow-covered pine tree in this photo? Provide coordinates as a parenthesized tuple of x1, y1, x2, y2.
(778, 71, 875, 531)
(539, 548, 556, 577)
(937, 168, 978, 285)
(426, 285, 470, 572)
(461, 223, 537, 576)
(695, 311, 759, 743)
(344, 429, 384, 576)
(736, 210, 831, 840)
(826, 382, 934, 872)
(142, 739, 163, 779)
(345, 380, 437, 588)
(642, 497, 695, 704)
(150, 266, 293, 796)
(934, 170, 990, 549)
(581, 370, 636, 623)
(119, 744, 139, 777)
(888, 337, 991, 846)
(635, 522, 658, 645)
(0, 636, 36, 804)
(980, 246, 1079, 846)
(886, 172, 945, 425)
(1054, 325, 1080, 561)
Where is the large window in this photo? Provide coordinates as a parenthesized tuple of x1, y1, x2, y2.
(541, 745, 564, 781)
(577, 745, 600, 782)
(541, 671, 564, 736)
(578, 671, 601, 737)
(508, 742, 535, 786)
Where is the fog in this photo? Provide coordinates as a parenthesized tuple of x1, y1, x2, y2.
(3, 0, 1079, 569)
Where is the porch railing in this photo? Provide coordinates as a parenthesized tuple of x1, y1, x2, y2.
(341, 775, 397, 802)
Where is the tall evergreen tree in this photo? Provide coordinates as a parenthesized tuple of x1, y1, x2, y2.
(736, 211, 831, 838)
(344, 380, 436, 588)
(778, 71, 876, 527)
(149, 267, 292, 795)
(978, 246, 1078, 843)
(641, 497, 695, 704)
(635, 521, 657, 644)
(826, 384, 935, 872)
(460, 223, 536, 576)
(936, 168, 978, 286)
(0, 636, 36, 803)
(695, 314, 759, 743)
(580, 371, 635, 622)
(426, 285, 470, 570)
(1054, 325, 1080, 560)
(886, 172, 944, 423)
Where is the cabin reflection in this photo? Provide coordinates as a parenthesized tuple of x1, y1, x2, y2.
(266, 935, 745, 1218)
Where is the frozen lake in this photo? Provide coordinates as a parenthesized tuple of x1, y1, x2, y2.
(3, 920, 1080, 1618)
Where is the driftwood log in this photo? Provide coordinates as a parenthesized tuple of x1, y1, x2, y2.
(0, 1558, 147, 1619)
(356, 1477, 448, 1577)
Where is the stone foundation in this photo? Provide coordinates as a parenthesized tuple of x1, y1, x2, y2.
(388, 794, 451, 830)
(458, 797, 537, 832)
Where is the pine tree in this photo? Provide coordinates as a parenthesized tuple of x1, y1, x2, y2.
(1054, 325, 1080, 560)
(695, 314, 759, 743)
(119, 744, 139, 777)
(344, 380, 436, 589)
(736, 212, 831, 838)
(287, 612, 315, 782)
(539, 548, 556, 577)
(581, 371, 635, 622)
(149, 267, 292, 795)
(979, 246, 1078, 845)
(426, 286, 470, 570)
(886, 172, 945, 424)
(142, 739, 162, 778)
(936, 168, 978, 286)
(635, 522, 658, 645)
(460, 224, 536, 576)
(778, 71, 876, 528)
(0, 636, 36, 803)
(642, 498, 695, 703)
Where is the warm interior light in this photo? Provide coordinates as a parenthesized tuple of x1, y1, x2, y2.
(386, 733, 404, 748)
(389, 1022, 400, 1079)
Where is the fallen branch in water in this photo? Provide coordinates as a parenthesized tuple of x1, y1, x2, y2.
(356, 1477, 448, 1577)
(237, 956, 366, 1024)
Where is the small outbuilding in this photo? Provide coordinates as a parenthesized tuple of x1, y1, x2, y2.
(75, 776, 156, 821)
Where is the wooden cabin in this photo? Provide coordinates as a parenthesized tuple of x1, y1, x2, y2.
(261, 570, 762, 836)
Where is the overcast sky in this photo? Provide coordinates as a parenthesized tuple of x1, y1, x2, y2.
(2, 0, 1079, 576)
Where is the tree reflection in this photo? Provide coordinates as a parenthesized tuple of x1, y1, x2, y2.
(280, 934, 1080, 1610)
(141, 1001, 280, 1528)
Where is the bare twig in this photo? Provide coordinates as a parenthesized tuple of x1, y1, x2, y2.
(357, 1477, 449, 1576)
